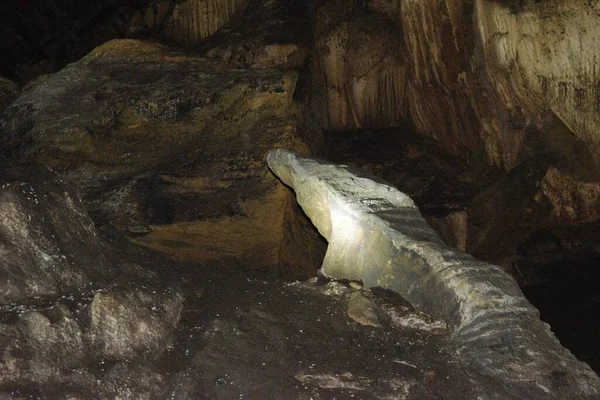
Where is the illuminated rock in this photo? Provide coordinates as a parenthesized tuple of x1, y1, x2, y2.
(313, 0, 600, 174)
(1, 39, 319, 274)
(267, 148, 600, 399)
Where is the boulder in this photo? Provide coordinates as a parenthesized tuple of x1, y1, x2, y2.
(0, 164, 186, 396)
(467, 160, 600, 265)
(267, 148, 600, 399)
(1, 39, 317, 273)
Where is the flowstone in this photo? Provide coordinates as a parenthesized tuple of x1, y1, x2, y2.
(267, 148, 600, 399)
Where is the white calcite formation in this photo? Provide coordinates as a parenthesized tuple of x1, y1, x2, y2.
(267, 148, 600, 399)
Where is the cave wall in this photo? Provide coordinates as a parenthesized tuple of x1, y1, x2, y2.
(313, 0, 600, 173)
(128, 0, 247, 44)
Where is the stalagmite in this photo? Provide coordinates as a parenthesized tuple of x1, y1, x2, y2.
(267, 148, 600, 399)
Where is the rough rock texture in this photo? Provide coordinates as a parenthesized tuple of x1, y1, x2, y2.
(0, 165, 185, 398)
(0, 38, 319, 273)
(0, 166, 522, 399)
(0, 164, 114, 304)
(0, 78, 19, 114)
(202, 0, 311, 70)
(176, 276, 477, 399)
(467, 160, 600, 265)
(129, 0, 247, 44)
(89, 288, 184, 359)
(313, 3, 406, 130)
(312, 0, 600, 175)
(267, 149, 600, 399)
(476, 0, 600, 170)
(346, 291, 383, 328)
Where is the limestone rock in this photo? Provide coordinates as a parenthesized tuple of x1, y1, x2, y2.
(0, 286, 183, 393)
(129, 0, 248, 45)
(267, 148, 600, 399)
(0, 165, 114, 304)
(312, 0, 600, 176)
(90, 287, 184, 360)
(313, 3, 406, 130)
(426, 210, 468, 251)
(0, 77, 18, 114)
(203, 0, 311, 70)
(476, 0, 600, 169)
(0, 304, 86, 387)
(467, 160, 600, 265)
(278, 192, 327, 280)
(346, 292, 382, 328)
(0, 39, 314, 273)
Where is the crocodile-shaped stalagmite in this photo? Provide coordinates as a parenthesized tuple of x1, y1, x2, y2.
(267, 148, 600, 399)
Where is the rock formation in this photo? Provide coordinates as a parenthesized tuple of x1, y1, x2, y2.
(0, 165, 186, 398)
(267, 148, 600, 399)
(129, 0, 247, 44)
(0, 38, 321, 276)
(312, 0, 600, 175)
(1, 0, 600, 396)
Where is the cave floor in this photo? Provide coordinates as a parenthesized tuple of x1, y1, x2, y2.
(152, 265, 478, 399)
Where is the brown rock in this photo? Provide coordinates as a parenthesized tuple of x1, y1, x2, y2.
(426, 210, 468, 251)
(201, 0, 312, 70)
(1, 39, 314, 273)
(312, 4, 406, 130)
(128, 0, 248, 45)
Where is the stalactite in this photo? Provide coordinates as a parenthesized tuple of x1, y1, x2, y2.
(135, 0, 247, 45)
(475, 0, 600, 168)
(318, 14, 407, 130)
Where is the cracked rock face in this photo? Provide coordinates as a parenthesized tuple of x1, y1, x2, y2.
(267, 148, 600, 399)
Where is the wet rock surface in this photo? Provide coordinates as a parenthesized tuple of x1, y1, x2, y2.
(1, 0, 600, 395)
(323, 128, 600, 371)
